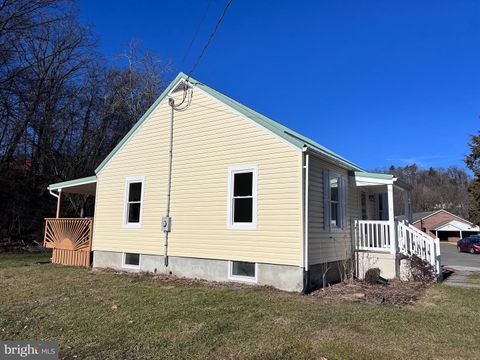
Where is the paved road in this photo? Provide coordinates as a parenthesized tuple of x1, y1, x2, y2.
(441, 242, 480, 269)
(440, 243, 480, 288)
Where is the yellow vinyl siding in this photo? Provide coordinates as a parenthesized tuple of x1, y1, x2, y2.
(307, 156, 361, 265)
(92, 86, 303, 266)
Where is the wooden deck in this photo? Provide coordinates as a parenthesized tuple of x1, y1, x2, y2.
(44, 218, 93, 267)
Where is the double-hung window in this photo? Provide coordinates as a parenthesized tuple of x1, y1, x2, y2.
(323, 170, 346, 231)
(124, 177, 145, 228)
(228, 165, 257, 230)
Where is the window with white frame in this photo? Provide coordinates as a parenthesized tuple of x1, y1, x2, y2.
(330, 176, 340, 227)
(323, 170, 346, 230)
(124, 177, 144, 227)
(228, 261, 257, 282)
(123, 253, 140, 268)
(228, 165, 257, 229)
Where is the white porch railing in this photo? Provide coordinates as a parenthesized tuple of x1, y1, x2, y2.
(354, 220, 392, 252)
(397, 220, 441, 274)
(354, 219, 441, 275)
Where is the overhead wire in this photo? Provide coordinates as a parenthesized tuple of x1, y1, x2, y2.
(172, 0, 234, 111)
(186, 0, 234, 82)
(180, 0, 215, 67)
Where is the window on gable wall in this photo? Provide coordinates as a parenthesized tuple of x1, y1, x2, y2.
(323, 169, 346, 231)
(124, 177, 144, 227)
(228, 165, 258, 229)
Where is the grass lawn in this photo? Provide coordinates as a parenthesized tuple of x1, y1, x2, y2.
(466, 272, 480, 285)
(1, 253, 480, 359)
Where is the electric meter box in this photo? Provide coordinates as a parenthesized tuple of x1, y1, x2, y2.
(162, 216, 171, 232)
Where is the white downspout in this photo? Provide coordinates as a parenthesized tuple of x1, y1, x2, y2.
(49, 188, 62, 218)
(303, 150, 309, 272)
(49, 189, 59, 199)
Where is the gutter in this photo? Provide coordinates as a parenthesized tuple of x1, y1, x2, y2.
(303, 146, 362, 172)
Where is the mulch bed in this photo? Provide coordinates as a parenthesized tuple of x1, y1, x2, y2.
(310, 279, 428, 306)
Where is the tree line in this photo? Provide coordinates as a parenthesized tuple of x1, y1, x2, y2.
(380, 137, 480, 225)
(375, 165, 471, 218)
(0, 0, 171, 244)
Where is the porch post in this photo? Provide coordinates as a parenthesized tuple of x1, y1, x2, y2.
(387, 183, 396, 254)
(56, 189, 62, 218)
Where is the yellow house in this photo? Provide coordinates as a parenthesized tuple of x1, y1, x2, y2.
(45, 73, 441, 292)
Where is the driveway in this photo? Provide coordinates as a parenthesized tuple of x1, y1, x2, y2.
(441, 242, 480, 270)
(441, 242, 480, 288)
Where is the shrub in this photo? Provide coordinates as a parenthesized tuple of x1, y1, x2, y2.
(409, 255, 436, 283)
(364, 268, 381, 285)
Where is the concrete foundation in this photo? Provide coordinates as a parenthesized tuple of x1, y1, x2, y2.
(355, 251, 397, 279)
(399, 258, 412, 281)
(308, 260, 352, 289)
(93, 250, 303, 292)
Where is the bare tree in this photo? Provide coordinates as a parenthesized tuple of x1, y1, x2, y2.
(0, 1, 172, 244)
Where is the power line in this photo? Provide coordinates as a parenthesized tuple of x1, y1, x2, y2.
(180, 0, 214, 67)
(187, 0, 234, 80)
(173, 0, 233, 111)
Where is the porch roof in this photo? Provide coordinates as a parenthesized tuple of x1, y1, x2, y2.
(48, 175, 96, 195)
(351, 171, 413, 191)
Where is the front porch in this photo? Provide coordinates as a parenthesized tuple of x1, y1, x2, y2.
(351, 172, 441, 278)
(44, 176, 96, 267)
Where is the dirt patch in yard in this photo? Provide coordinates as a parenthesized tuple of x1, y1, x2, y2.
(310, 280, 428, 306)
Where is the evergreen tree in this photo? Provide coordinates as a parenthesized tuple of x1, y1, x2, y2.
(465, 132, 480, 224)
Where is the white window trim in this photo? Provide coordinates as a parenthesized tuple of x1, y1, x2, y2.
(123, 176, 145, 228)
(122, 252, 141, 269)
(228, 260, 258, 283)
(227, 165, 258, 230)
(324, 170, 346, 232)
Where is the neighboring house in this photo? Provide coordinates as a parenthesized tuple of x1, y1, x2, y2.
(43, 73, 441, 292)
(398, 210, 479, 242)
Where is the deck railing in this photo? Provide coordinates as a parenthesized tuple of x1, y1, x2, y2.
(397, 220, 441, 274)
(43, 218, 93, 267)
(354, 220, 392, 252)
(354, 219, 441, 275)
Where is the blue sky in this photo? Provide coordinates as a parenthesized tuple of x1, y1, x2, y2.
(78, 0, 480, 171)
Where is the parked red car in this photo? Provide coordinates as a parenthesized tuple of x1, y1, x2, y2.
(457, 236, 480, 254)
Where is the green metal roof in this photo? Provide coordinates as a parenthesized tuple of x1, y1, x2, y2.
(95, 72, 365, 174)
(48, 175, 96, 191)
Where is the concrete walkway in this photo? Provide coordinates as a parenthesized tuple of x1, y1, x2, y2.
(443, 266, 480, 289)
